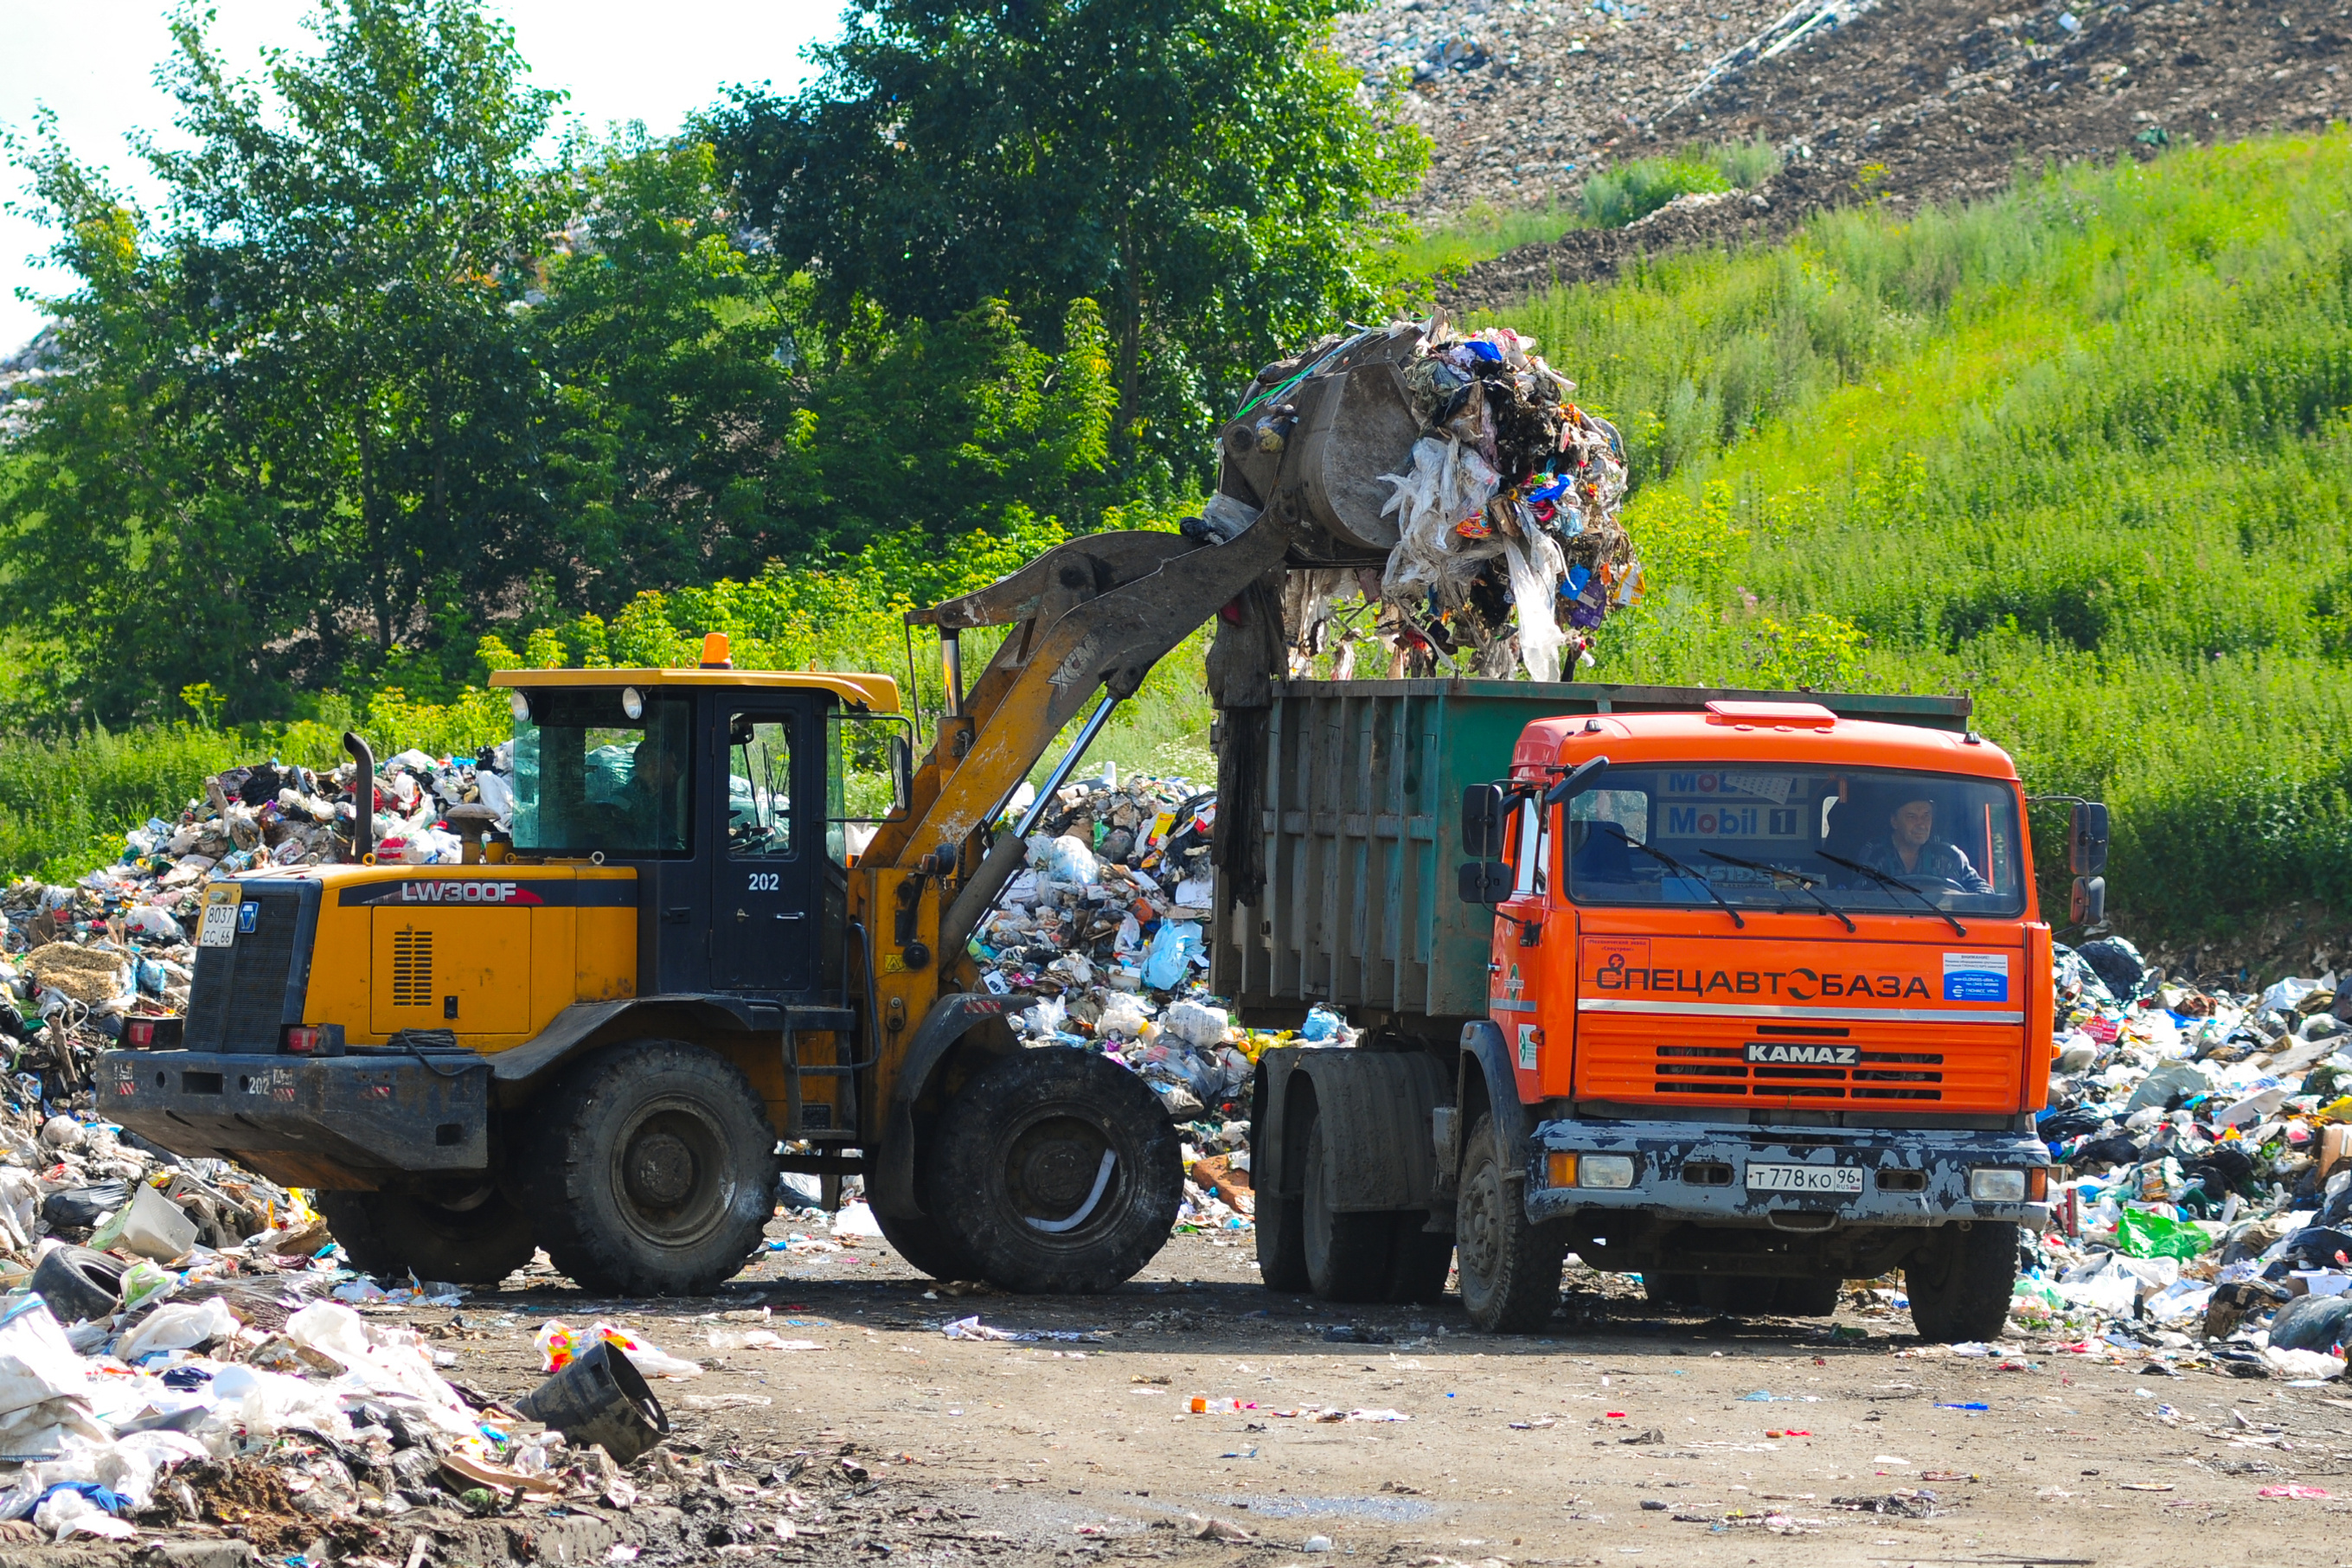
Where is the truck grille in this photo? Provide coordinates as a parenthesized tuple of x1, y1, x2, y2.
(391, 930, 434, 1008)
(1653, 1043, 1945, 1102)
(183, 886, 304, 1050)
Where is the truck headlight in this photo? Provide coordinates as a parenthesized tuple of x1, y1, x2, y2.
(1969, 1168, 2028, 1203)
(1579, 1154, 1637, 1189)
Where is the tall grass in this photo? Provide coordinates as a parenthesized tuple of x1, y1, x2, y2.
(1491, 132, 2352, 936)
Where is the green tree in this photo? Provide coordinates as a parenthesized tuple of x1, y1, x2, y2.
(3, 0, 561, 722)
(699, 0, 1426, 489)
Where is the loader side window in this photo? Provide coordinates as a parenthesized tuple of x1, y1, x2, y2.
(510, 690, 693, 856)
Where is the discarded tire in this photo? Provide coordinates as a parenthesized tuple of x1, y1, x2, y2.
(931, 1046, 1183, 1294)
(29, 1245, 125, 1323)
(316, 1188, 535, 1286)
(516, 1040, 777, 1296)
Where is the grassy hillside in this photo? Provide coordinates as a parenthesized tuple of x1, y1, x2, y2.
(8, 134, 2349, 941)
(1495, 133, 2352, 937)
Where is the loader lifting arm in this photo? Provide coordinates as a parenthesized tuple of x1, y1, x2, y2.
(848, 513, 1296, 1095)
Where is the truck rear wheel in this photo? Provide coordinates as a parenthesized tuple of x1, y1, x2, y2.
(1303, 1113, 1397, 1302)
(516, 1040, 778, 1296)
(931, 1047, 1182, 1294)
(1906, 1221, 2019, 1342)
(316, 1188, 535, 1286)
(1776, 1276, 1843, 1316)
(1455, 1113, 1566, 1334)
(1254, 1179, 1311, 1294)
(1383, 1216, 1454, 1305)
(872, 1205, 984, 1282)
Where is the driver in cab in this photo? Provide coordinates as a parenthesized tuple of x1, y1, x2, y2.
(1856, 794, 1990, 893)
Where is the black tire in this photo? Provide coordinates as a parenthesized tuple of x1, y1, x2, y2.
(931, 1047, 1183, 1294)
(1303, 1114, 1394, 1302)
(1906, 1221, 2019, 1342)
(1776, 1275, 1843, 1316)
(1383, 1214, 1454, 1305)
(1253, 1097, 1309, 1294)
(1644, 1271, 1702, 1308)
(1454, 1113, 1566, 1334)
(871, 1204, 984, 1282)
(316, 1188, 535, 1285)
(515, 1040, 777, 1296)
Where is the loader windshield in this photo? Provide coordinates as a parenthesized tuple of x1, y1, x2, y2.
(1562, 764, 2026, 918)
(510, 689, 695, 855)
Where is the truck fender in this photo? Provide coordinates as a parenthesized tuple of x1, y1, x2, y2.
(1457, 1021, 1533, 1182)
(1259, 1047, 1447, 1214)
(868, 993, 1020, 1218)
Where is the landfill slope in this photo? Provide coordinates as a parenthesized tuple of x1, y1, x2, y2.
(1370, 0, 2352, 305)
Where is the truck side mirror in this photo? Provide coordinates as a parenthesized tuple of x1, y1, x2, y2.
(2069, 801, 2109, 876)
(2070, 874, 2105, 925)
(889, 735, 914, 815)
(1461, 784, 1507, 859)
(1458, 861, 1512, 905)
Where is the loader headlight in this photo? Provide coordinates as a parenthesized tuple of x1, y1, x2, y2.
(620, 686, 644, 721)
(509, 690, 532, 723)
(1969, 1168, 2028, 1203)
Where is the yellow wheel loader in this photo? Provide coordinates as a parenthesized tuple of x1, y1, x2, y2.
(95, 327, 1431, 1296)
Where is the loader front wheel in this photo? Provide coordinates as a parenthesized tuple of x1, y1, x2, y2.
(516, 1040, 777, 1296)
(316, 1188, 535, 1286)
(932, 1047, 1183, 1294)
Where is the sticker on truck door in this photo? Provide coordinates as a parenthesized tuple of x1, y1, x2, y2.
(1942, 951, 2011, 1002)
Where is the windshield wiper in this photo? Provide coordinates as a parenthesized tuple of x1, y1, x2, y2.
(1597, 824, 1745, 930)
(1817, 850, 1967, 937)
(1702, 849, 1856, 932)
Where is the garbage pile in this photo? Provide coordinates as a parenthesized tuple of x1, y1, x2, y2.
(1247, 321, 1637, 684)
(0, 749, 514, 1069)
(968, 768, 1351, 1234)
(2004, 936, 2352, 1376)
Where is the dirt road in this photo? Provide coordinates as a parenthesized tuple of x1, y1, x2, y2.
(358, 1224, 2352, 1568)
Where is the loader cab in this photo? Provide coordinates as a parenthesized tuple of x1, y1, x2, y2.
(490, 662, 907, 1006)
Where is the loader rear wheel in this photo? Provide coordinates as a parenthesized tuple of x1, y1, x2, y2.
(1454, 1113, 1566, 1334)
(872, 1205, 984, 1283)
(1303, 1113, 1394, 1303)
(932, 1047, 1182, 1294)
(316, 1188, 535, 1286)
(516, 1040, 776, 1296)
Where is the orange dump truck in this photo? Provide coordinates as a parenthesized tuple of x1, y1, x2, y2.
(1218, 679, 2108, 1341)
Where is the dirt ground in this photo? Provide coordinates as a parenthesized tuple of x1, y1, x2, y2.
(290, 1219, 2352, 1568)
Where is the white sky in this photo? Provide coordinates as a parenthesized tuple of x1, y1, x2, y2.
(0, 0, 844, 355)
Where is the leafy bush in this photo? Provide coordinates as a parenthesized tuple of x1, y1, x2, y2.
(1580, 157, 1730, 228)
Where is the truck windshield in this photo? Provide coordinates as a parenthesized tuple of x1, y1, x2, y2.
(510, 690, 695, 855)
(1562, 764, 2026, 918)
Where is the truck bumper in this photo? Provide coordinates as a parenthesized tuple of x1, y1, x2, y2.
(94, 1050, 490, 1184)
(1522, 1117, 2050, 1231)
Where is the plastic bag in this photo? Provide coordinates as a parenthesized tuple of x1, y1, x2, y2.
(1142, 921, 1204, 991)
(535, 1320, 702, 1379)
(1161, 1000, 1230, 1050)
(1497, 525, 1569, 682)
(208, 1363, 351, 1438)
(0, 1301, 92, 1417)
(1028, 835, 1099, 886)
(2117, 1208, 2211, 1259)
(117, 1296, 239, 1362)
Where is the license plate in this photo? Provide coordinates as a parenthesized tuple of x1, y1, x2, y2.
(1746, 1162, 1863, 1194)
(197, 902, 240, 948)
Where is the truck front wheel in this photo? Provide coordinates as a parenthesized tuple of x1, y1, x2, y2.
(1454, 1113, 1566, 1334)
(931, 1047, 1183, 1294)
(316, 1189, 535, 1285)
(516, 1040, 778, 1296)
(1905, 1221, 2019, 1341)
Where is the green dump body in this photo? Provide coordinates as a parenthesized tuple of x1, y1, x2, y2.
(1208, 678, 1972, 1034)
